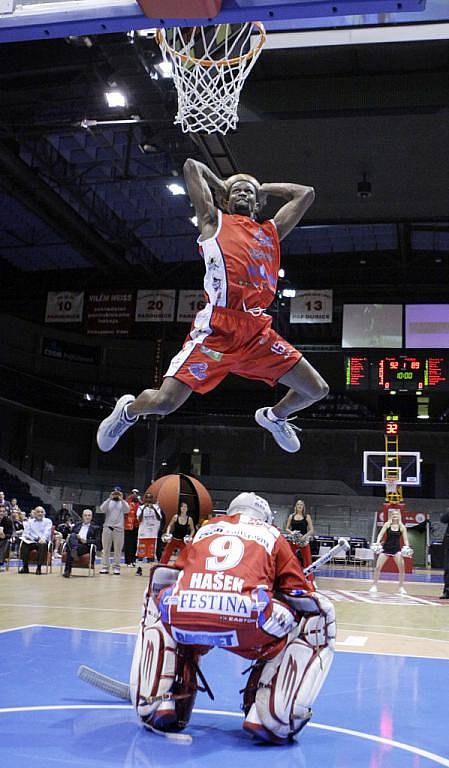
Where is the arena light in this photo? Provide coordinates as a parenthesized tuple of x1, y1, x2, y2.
(155, 60, 173, 79)
(193, 448, 200, 454)
(282, 289, 296, 298)
(167, 182, 185, 196)
(278, 268, 285, 278)
(105, 90, 126, 108)
(190, 215, 198, 226)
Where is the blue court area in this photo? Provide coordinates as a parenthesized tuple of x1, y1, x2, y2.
(318, 568, 444, 583)
(1, 626, 448, 768)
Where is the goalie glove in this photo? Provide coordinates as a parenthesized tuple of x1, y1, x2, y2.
(371, 542, 383, 555)
(401, 545, 413, 557)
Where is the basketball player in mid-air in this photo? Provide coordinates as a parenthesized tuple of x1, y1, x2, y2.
(97, 160, 328, 454)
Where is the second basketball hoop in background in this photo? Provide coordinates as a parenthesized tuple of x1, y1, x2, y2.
(156, 22, 266, 134)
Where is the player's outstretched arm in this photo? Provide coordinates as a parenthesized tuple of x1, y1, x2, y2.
(259, 182, 315, 241)
(183, 159, 225, 235)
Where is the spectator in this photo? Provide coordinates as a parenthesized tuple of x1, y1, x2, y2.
(0, 504, 13, 571)
(135, 491, 163, 576)
(10, 508, 24, 554)
(19, 506, 52, 575)
(99, 487, 129, 575)
(124, 489, 140, 567)
(55, 503, 71, 526)
(54, 514, 74, 557)
(62, 509, 101, 578)
(0, 491, 11, 515)
(440, 510, 449, 600)
(285, 499, 314, 569)
(160, 501, 195, 565)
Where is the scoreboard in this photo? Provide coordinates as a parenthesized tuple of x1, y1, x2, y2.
(345, 353, 449, 391)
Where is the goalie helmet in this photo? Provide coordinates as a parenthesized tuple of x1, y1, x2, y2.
(227, 492, 273, 525)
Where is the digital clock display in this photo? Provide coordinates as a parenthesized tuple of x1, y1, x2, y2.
(344, 354, 449, 391)
(376, 355, 449, 391)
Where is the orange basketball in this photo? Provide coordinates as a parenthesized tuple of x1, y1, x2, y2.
(146, 473, 213, 528)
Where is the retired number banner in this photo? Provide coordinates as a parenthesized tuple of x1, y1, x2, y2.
(177, 290, 206, 322)
(45, 291, 84, 323)
(86, 292, 134, 336)
(290, 290, 333, 324)
(135, 290, 176, 322)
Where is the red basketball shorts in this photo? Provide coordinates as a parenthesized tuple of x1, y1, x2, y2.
(136, 538, 156, 560)
(164, 305, 302, 394)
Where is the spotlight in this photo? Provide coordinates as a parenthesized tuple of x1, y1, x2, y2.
(138, 142, 158, 154)
(282, 289, 296, 298)
(357, 173, 372, 199)
(167, 182, 185, 196)
(105, 90, 126, 108)
(278, 268, 285, 278)
(155, 60, 173, 78)
(193, 448, 200, 454)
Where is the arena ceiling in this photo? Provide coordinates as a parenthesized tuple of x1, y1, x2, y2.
(0, 29, 448, 300)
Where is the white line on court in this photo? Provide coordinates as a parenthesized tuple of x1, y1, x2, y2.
(0, 602, 137, 613)
(1, 705, 448, 767)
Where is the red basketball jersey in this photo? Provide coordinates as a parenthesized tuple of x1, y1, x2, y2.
(198, 211, 280, 312)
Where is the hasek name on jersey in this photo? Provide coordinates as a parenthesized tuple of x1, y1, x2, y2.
(189, 572, 244, 593)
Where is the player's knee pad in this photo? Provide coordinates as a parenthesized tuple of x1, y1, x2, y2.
(129, 565, 202, 731)
(244, 599, 335, 743)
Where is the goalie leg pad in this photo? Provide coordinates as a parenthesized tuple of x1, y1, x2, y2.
(243, 609, 335, 743)
(130, 618, 178, 723)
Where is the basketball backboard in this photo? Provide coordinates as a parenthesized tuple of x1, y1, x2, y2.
(0, 0, 428, 44)
(363, 451, 421, 486)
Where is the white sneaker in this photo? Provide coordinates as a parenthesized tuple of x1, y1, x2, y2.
(368, 585, 378, 594)
(113, 567, 121, 576)
(97, 395, 137, 452)
(255, 408, 301, 453)
(99, 567, 110, 574)
(397, 587, 407, 595)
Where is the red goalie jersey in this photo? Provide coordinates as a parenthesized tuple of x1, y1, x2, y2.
(158, 513, 313, 660)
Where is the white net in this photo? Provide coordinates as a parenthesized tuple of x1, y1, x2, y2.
(156, 22, 266, 135)
(385, 479, 398, 497)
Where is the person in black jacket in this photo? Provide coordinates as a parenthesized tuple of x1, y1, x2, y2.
(440, 510, 449, 600)
(0, 505, 13, 570)
(62, 509, 100, 578)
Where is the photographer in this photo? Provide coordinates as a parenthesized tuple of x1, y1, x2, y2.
(99, 487, 129, 575)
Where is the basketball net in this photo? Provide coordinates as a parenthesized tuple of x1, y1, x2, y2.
(385, 478, 403, 503)
(156, 23, 266, 134)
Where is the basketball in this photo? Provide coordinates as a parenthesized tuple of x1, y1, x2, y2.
(146, 473, 213, 528)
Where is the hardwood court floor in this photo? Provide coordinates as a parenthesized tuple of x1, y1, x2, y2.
(1, 565, 448, 658)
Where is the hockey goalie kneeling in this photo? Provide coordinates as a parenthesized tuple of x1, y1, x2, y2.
(130, 493, 336, 744)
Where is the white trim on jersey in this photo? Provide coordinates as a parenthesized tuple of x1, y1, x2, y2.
(197, 210, 227, 308)
(197, 208, 223, 245)
(164, 304, 215, 380)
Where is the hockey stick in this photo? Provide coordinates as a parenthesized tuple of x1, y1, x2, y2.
(77, 665, 131, 700)
(77, 665, 192, 744)
(303, 537, 350, 576)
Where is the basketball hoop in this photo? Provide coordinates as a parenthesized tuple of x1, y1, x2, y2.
(385, 479, 398, 498)
(155, 22, 266, 134)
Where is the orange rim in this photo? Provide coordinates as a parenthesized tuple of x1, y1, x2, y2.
(155, 21, 266, 69)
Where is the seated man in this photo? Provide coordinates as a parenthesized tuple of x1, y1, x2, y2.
(130, 492, 335, 745)
(19, 506, 52, 574)
(63, 508, 100, 578)
(0, 504, 13, 571)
